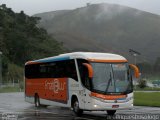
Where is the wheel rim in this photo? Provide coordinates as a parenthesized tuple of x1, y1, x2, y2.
(35, 96, 39, 107)
(73, 101, 79, 112)
(36, 99, 39, 106)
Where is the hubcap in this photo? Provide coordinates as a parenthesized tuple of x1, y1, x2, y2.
(74, 101, 79, 112)
(36, 100, 38, 106)
(35, 97, 39, 106)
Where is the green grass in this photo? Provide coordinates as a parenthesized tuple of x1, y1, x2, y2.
(134, 92, 160, 107)
(0, 86, 23, 93)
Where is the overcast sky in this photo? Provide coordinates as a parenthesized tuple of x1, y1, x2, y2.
(0, 0, 160, 16)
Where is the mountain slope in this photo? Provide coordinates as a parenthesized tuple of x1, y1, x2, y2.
(34, 3, 160, 63)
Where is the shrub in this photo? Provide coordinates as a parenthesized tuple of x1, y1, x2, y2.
(138, 79, 147, 88)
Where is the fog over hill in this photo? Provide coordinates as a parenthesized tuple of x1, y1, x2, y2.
(34, 3, 160, 63)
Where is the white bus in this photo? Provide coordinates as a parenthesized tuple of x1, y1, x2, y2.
(25, 52, 139, 116)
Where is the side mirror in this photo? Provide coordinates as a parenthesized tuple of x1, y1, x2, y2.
(82, 63, 93, 78)
(129, 64, 140, 78)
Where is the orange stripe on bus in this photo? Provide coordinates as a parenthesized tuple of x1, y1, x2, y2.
(90, 92, 127, 100)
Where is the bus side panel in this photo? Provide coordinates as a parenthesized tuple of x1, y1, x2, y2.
(25, 78, 69, 104)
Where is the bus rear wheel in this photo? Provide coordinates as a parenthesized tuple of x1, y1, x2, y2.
(72, 98, 83, 116)
(106, 110, 116, 115)
(35, 94, 40, 107)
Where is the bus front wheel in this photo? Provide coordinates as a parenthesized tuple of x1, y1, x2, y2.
(72, 98, 83, 116)
(106, 110, 116, 115)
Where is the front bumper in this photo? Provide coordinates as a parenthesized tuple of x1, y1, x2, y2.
(88, 97, 133, 111)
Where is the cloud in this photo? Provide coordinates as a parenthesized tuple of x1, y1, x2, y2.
(0, 0, 160, 15)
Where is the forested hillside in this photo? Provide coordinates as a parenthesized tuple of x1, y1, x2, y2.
(0, 4, 65, 83)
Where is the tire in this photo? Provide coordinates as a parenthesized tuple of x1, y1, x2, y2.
(72, 98, 83, 116)
(35, 95, 40, 107)
(106, 110, 116, 115)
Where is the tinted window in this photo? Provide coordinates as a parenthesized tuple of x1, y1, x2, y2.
(25, 60, 78, 81)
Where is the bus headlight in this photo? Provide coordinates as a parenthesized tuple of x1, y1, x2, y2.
(94, 104, 98, 108)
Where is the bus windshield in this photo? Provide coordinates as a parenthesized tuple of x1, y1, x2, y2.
(91, 62, 132, 94)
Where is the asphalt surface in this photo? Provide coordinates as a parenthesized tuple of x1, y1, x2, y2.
(0, 92, 160, 120)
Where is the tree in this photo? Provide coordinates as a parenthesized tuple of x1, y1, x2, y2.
(0, 5, 65, 82)
(7, 63, 23, 83)
(137, 79, 147, 89)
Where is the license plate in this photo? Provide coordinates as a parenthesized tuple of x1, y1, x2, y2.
(112, 105, 119, 108)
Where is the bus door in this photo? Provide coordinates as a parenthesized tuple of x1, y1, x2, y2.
(79, 62, 93, 109)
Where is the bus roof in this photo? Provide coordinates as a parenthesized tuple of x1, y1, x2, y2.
(25, 52, 127, 65)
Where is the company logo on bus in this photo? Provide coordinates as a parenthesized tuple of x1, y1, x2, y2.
(45, 79, 66, 93)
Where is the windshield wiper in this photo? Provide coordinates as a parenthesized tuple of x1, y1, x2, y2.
(124, 81, 133, 94)
(124, 69, 133, 93)
(105, 72, 112, 93)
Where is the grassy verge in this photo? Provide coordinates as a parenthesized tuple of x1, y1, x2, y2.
(0, 86, 23, 93)
(134, 92, 160, 107)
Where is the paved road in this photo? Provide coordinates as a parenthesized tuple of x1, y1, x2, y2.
(0, 93, 160, 120)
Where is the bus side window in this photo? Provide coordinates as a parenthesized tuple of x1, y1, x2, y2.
(56, 60, 78, 81)
(67, 60, 78, 81)
(25, 60, 78, 80)
(25, 64, 40, 78)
